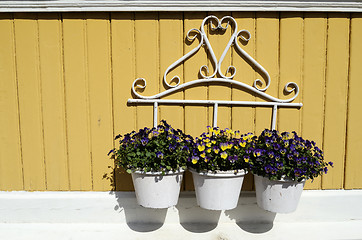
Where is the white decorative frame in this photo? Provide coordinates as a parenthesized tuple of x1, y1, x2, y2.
(128, 15, 302, 129)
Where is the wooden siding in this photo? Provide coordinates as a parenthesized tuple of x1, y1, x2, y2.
(0, 12, 361, 191)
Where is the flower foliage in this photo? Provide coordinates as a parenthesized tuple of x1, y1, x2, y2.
(188, 126, 254, 172)
(249, 129, 333, 182)
(108, 120, 193, 174)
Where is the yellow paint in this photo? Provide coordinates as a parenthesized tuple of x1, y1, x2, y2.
(135, 13, 159, 129)
(254, 12, 279, 134)
(111, 12, 135, 191)
(14, 13, 46, 190)
(345, 13, 362, 189)
(302, 13, 327, 190)
(62, 13, 92, 190)
(86, 13, 114, 191)
(159, 12, 184, 130)
(278, 13, 303, 133)
(1, 13, 361, 191)
(0, 13, 23, 190)
(38, 13, 69, 190)
(322, 13, 350, 189)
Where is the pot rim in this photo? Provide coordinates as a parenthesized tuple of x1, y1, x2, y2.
(254, 174, 306, 183)
(189, 168, 247, 177)
(132, 168, 185, 176)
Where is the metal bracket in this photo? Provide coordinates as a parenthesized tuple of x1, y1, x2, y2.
(128, 15, 302, 130)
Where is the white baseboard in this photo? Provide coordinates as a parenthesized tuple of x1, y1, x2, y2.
(0, 190, 361, 239)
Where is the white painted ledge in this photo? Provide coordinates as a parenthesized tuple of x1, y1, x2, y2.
(0, 190, 361, 239)
(1, 0, 362, 12)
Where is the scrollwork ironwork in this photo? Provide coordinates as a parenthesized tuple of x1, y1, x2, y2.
(131, 15, 300, 103)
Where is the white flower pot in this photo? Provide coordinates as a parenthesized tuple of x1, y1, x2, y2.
(190, 169, 247, 210)
(131, 169, 184, 209)
(254, 174, 306, 213)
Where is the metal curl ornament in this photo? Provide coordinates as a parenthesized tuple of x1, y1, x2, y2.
(129, 15, 302, 129)
(163, 28, 203, 88)
(283, 82, 300, 102)
(132, 78, 147, 99)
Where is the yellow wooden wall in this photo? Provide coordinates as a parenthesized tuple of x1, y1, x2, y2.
(1, 12, 362, 191)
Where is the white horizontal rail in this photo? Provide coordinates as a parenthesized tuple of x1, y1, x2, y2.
(128, 98, 302, 129)
(128, 99, 302, 107)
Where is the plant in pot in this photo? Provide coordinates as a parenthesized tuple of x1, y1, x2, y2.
(188, 126, 254, 210)
(108, 120, 193, 209)
(249, 129, 333, 213)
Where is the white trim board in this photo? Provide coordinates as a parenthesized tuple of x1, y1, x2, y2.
(1, 222, 362, 240)
(1, 190, 361, 223)
(0, 190, 361, 239)
(1, 1, 362, 12)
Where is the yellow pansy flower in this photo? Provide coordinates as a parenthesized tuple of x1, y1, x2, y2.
(220, 143, 228, 151)
(191, 156, 199, 164)
(198, 144, 205, 152)
(220, 151, 228, 159)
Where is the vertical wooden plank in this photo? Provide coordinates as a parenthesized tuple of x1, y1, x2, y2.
(159, 12, 184, 130)
(184, 12, 208, 136)
(302, 13, 328, 190)
(322, 13, 350, 189)
(86, 13, 114, 191)
(134, 13, 159, 129)
(184, 12, 208, 190)
(38, 13, 69, 191)
(254, 12, 279, 134)
(232, 12, 256, 191)
(208, 12, 232, 129)
(0, 14, 24, 190)
(63, 13, 92, 191)
(278, 13, 303, 133)
(232, 12, 255, 134)
(345, 13, 362, 189)
(14, 13, 46, 190)
(111, 13, 135, 191)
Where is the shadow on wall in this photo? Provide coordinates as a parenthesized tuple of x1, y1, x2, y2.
(103, 167, 134, 191)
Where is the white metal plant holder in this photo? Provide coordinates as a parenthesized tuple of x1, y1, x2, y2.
(128, 15, 302, 129)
